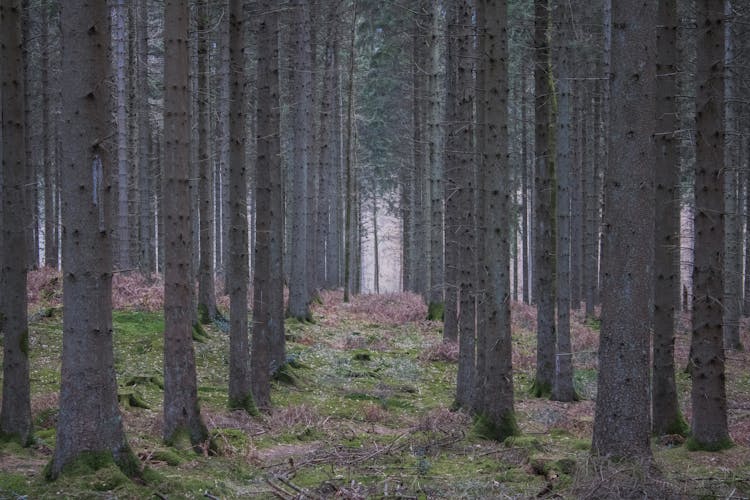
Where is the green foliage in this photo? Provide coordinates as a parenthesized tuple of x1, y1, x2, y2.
(584, 316, 601, 331)
(472, 412, 519, 442)
(427, 302, 445, 321)
(352, 349, 372, 361)
(504, 435, 543, 450)
(685, 436, 733, 452)
(151, 449, 183, 466)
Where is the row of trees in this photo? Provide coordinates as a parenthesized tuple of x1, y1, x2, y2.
(1, 0, 747, 477)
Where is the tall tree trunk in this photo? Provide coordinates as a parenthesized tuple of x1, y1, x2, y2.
(50, 0, 136, 475)
(689, 0, 731, 450)
(114, 0, 130, 271)
(652, 0, 684, 437)
(533, 0, 555, 397)
(41, 0, 57, 268)
(0, 0, 33, 446)
(197, 0, 217, 323)
(162, 0, 208, 448)
(253, 0, 285, 410)
(343, 2, 357, 303)
(443, 0, 459, 343)
(454, 0, 476, 410)
(372, 198, 380, 294)
(722, 0, 742, 351)
(137, 0, 154, 275)
(476, 0, 517, 440)
(428, 1, 445, 316)
(227, 0, 254, 414)
(521, 68, 530, 305)
(551, 0, 575, 403)
(592, 0, 655, 459)
(288, 0, 313, 320)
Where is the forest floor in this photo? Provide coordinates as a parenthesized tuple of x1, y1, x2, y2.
(1, 269, 749, 499)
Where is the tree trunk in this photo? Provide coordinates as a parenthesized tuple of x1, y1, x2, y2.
(454, 0, 476, 410)
(372, 198, 380, 294)
(41, 0, 57, 269)
(137, 0, 153, 275)
(287, 0, 313, 321)
(0, 0, 32, 446)
(443, 0, 459, 343)
(227, 0, 254, 414)
(253, 0, 285, 410)
(689, 0, 730, 450)
(652, 0, 684, 437)
(521, 68, 530, 305)
(50, 0, 136, 475)
(551, 0, 575, 403)
(722, 0, 742, 351)
(428, 1, 445, 314)
(592, 0, 655, 459)
(343, 2, 357, 303)
(533, 0, 555, 397)
(114, 0, 130, 271)
(477, 0, 517, 440)
(196, 0, 217, 323)
(162, 0, 208, 448)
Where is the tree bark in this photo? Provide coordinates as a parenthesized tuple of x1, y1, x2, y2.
(592, 0, 655, 459)
(454, 0, 476, 410)
(551, 0, 575, 403)
(477, 0, 517, 439)
(652, 0, 684, 437)
(227, 0, 253, 414)
(533, 0, 555, 397)
(162, 0, 208, 448)
(196, 0, 217, 323)
(0, 0, 33, 446)
(287, 0, 313, 320)
(137, 0, 153, 275)
(50, 0, 136, 475)
(343, 2, 357, 304)
(689, 0, 730, 450)
(253, 0, 285, 410)
(114, 0, 130, 271)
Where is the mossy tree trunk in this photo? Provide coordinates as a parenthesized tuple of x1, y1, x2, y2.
(162, 0, 208, 449)
(689, 0, 730, 450)
(0, 0, 33, 447)
(50, 0, 136, 476)
(592, 0, 656, 460)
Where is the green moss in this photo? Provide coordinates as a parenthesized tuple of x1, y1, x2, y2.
(530, 379, 552, 398)
(164, 425, 213, 455)
(117, 388, 150, 409)
(685, 436, 733, 452)
(659, 412, 690, 438)
(272, 363, 301, 386)
(0, 472, 28, 496)
(151, 449, 183, 466)
(192, 321, 209, 342)
(472, 411, 519, 442)
(45, 449, 139, 481)
(20, 328, 30, 357)
(198, 303, 211, 325)
(427, 302, 445, 321)
(352, 349, 372, 361)
(228, 393, 259, 416)
(503, 435, 542, 450)
(211, 428, 249, 452)
(572, 439, 591, 451)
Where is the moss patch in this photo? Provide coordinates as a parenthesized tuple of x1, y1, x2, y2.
(427, 302, 445, 321)
(686, 436, 733, 452)
(472, 412, 519, 442)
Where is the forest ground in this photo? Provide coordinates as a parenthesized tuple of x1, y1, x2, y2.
(0, 269, 749, 499)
